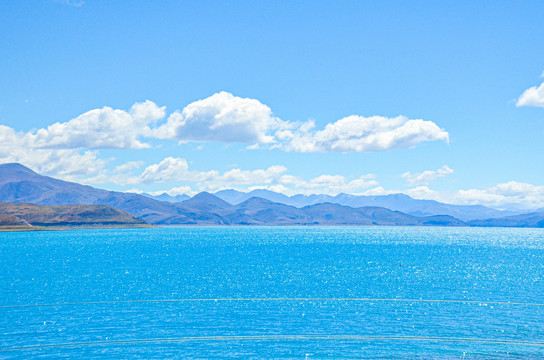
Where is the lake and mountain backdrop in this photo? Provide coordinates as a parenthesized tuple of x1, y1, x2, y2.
(2, 1, 544, 358)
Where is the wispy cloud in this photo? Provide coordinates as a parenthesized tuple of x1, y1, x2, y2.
(400, 165, 454, 186)
(98, 156, 378, 196)
(55, 0, 85, 7)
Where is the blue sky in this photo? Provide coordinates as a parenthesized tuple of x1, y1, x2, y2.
(1, 1, 543, 210)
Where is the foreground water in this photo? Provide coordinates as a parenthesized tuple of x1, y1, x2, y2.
(0, 226, 543, 359)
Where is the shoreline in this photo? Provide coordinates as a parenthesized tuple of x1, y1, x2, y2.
(3, 224, 543, 232)
(0, 224, 157, 233)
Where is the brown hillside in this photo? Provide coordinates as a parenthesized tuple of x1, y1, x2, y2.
(0, 202, 146, 226)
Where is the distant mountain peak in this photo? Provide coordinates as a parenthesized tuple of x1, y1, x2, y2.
(141, 192, 190, 203)
(247, 189, 278, 195)
(189, 191, 219, 200)
(0, 163, 44, 186)
(387, 193, 412, 199)
(0, 163, 37, 174)
(182, 191, 232, 209)
(239, 196, 277, 206)
(216, 189, 244, 195)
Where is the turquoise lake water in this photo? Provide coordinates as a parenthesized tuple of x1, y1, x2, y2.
(1, 226, 543, 358)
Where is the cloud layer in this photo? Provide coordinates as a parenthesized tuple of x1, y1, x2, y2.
(392, 181, 544, 210)
(124, 156, 378, 196)
(154, 92, 449, 152)
(1, 92, 450, 174)
(0, 91, 451, 184)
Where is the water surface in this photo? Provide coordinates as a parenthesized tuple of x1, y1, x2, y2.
(1, 226, 543, 358)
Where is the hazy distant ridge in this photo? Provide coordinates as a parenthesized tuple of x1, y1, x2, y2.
(214, 189, 518, 221)
(1, 163, 542, 227)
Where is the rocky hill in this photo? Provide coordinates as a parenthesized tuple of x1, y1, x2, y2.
(0, 202, 147, 228)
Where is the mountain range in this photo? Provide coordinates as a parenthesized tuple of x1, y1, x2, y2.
(140, 185, 520, 221)
(213, 189, 519, 221)
(158, 192, 469, 226)
(142, 192, 190, 203)
(0, 163, 543, 227)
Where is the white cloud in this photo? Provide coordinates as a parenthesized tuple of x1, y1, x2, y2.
(0, 125, 20, 146)
(113, 161, 145, 173)
(276, 173, 378, 195)
(153, 92, 448, 152)
(150, 186, 196, 197)
(402, 182, 544, 210)
(127, 156, 378, 196)
(0, 92, 450, 186)
(55, 0, 85, 7)
(155, 92, 288, 144)
(217, 165, 287, 185)
(4, 93, 449, 156)
(344, 180, 544, 211)
(139, 157, 193, 184)
(136, 157, 288, 188)
(125, 188, 144, 194)
(516, 82, 544, 108)
(0, 125, 107, 180)
(196, 168, 377, 196)
(78, 160, 147, 186)
(0, 147, 105, 180)
(400, 165, 454, 186)
(359, 186, 399, 196)
(275, 115, 449, 152)
(0, 101, 165, 182)
(27, 100, 165, 149)
(456, 182, 544, 209)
